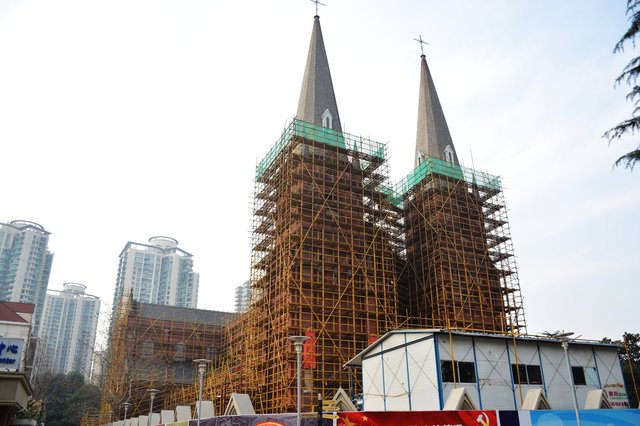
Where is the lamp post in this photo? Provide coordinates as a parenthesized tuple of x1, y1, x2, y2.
(148, 388, 160, 426)
(123, 402, 131, 424)
(289, 335, 309, 426)
(559, 334, 581, 426)
(193, 358, 212, 426)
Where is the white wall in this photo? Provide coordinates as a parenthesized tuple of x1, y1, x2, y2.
(362, 331, 439, 411)
(359, 331, 629, 412)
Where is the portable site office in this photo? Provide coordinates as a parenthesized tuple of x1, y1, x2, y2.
(345, 329, 630, 411)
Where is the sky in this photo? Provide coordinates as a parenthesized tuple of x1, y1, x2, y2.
(1, 1, 638, 341)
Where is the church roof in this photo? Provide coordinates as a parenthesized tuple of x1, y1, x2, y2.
(414, 54, 459, 167)
(296, 16, 342, 132)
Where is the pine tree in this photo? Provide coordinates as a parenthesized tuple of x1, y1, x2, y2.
(604, 0, 640, 170)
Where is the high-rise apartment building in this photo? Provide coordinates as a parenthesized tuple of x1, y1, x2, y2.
(113, 236, 199, 309)
(0, 220, 54, 333)
(38, 282, 100, 379)
(234, 280, 250, 313)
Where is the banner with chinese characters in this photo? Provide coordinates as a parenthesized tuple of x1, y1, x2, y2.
(0, 337, 24, 371)
(196, 415, 332, 426)
(603, 383, 631, 408)
(338, 410, 498, 426)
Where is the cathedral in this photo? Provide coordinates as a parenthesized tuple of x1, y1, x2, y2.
(166, 13, 526, 415)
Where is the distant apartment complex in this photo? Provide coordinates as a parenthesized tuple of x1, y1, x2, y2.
(38, 283, 100, 379)
(234, 280, 250, 313)
(113, 236, 199, 309)
(0, 220, 54, 333)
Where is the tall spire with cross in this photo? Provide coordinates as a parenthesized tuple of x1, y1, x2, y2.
(296, 11, 342, 132)
(413, 38, 459, 167)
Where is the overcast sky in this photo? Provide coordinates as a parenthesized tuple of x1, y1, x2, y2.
(1, 1, 638, 341)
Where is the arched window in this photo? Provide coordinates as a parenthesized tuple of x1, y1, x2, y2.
(444, 145, 455, 163)
(417, 151, 426, 165)
(141, 340, 154, 358)
(174, 342, 186, 362)
(321, 109, 333, 129)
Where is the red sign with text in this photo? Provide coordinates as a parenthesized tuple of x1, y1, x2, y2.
(338, 410, 498, 426)
(303, 329, 316, 369)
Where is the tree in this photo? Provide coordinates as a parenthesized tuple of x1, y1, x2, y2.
(31, 371, 101, 426)
(620, 332, 640, 408)
(604, 0, 640, 170)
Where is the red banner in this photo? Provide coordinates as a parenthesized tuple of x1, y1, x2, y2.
(338, 410, 498, 426)
(303, 329, 316, 369)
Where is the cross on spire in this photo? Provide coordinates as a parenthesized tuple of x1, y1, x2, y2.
(309, 0, 326, 16)
(413, 34, 429, 56)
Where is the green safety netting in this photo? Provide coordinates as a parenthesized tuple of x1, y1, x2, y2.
(255, 120, 500, 209)
(396, 156, 502, 196)
(256, 119, 386, 179)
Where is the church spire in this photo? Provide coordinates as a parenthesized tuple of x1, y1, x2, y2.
(296, 15, 342, 132)
(414, 54, 459, 168)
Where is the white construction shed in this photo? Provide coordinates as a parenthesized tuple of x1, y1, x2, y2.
(344, 329, 630, 411)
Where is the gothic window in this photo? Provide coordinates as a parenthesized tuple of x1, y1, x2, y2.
(141, 340, 154, 358)
(322, 109, 333, 129)
(417, 151, 426, 165)
(444, 145, 455, 163)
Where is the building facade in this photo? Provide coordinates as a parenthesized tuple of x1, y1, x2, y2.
(100, 301, 236, 420)
(0, 220, 54, 333)
(37, 282, 100, 379)
(397, 55, 526, 334)
(180, 15, 403, 415)
(113, 236, 199, 309)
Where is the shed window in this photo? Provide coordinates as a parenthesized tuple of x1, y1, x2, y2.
(527, 365, 543, 384)
(511, 364, 542, 385)
(585, 367, 599, 386)
(571, 366, 598, 386)
(441, 360, 476, 383)
(572, 366, 586, 385)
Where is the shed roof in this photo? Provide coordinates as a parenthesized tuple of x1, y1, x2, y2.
(344, 329, 619, 367)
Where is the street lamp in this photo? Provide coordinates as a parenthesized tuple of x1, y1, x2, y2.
(193, 358, 212, 426)
(148, 388, 160, 426)
(123, 402, 131, 424)
(289, 335, 309, 426)
(558, 333, 581, 426)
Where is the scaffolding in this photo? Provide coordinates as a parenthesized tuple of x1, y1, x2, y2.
(137, 122, 527, 418)
(193, 119, 404, 414)
(396, 156, 526, 335)
(95, 299, 235, 424)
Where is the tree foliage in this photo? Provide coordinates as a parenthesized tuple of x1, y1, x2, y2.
(604, 0, 640, 170)
(620, 332, 640, 408)
(30, 371, 101, 426)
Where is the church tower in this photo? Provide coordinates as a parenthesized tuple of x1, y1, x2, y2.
(398, 54, 526, 334)
(235, 14, 402, 413)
